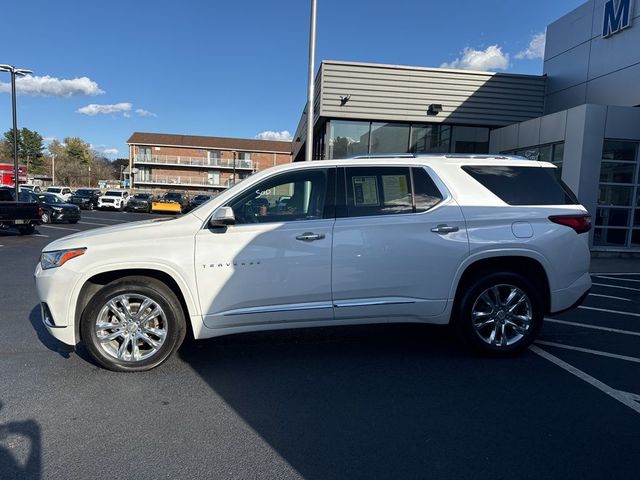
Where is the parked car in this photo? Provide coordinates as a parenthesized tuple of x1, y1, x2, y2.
(27, 192, 81, 224)
(151, 191, 188, 214)
(46, 186, 73, 202)
(0, 187, 42, 235)
(20, 184, 42, 193)
(126, 193, 155, 213)
(97, 190, 129, 211)
(35, 154, 592, 372)
(187, 194, 212, 211)
(69, 189, 102, 210)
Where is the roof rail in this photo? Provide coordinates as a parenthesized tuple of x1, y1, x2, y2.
(441, 154, 522, 160)
(349, 153, 416, 159)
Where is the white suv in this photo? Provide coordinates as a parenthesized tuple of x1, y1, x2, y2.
(35, 155, 591, 371)
(97, 190, 129, 211)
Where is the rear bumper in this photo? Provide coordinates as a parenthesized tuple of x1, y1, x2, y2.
(549, 271, 591, 314)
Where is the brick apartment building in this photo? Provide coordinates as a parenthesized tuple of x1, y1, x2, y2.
(127, 132, 293, 193)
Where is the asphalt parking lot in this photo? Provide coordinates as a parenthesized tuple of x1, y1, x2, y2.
(1, 211, 639, 479)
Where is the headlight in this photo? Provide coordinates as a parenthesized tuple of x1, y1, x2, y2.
(41, 248, 87, 270)
(52, 206, 63, 212)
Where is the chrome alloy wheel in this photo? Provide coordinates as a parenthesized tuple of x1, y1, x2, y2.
(95, 294, 168, 362)
(471, 284, 533, 347)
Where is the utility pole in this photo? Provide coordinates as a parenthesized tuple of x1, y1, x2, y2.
(51, 153, 56, 185)
(305, 0, 318, 162)
(0, 64, 32, 198)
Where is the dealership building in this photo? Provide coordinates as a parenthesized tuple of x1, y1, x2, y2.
(293, 0, 640, 251)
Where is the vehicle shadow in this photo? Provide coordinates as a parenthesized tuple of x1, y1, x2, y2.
(178, 322, 558, 480)
(0, 401, 42, 480)
(28, 305, 72, 359)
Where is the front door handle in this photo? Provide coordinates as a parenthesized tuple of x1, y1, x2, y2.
(296, 232, 325, 241)
(431, 224, 459, 234)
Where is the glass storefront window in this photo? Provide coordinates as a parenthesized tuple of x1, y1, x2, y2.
(596, 207, 631, 227)
(632, 230, 640, 248)
(594, 228, 629, 246)
(369, 122, 410, 154)
(602, 140, 637, 161)
(598, 185, 633, 206)
(328, 120, 370, 159)
(410, 125, 451, 153)
(599, 162, 636, 184)
(451, 126, 489, 154)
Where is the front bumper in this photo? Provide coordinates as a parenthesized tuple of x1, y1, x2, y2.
(128, 203, 149, 211)
(34, 262, 81, 345)
(98, 202, 121, 210)
(52, 210, 81, 222)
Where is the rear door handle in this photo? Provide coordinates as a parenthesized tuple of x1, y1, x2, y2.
(431, 224, 459, 234)
(296, 232, 325, 241)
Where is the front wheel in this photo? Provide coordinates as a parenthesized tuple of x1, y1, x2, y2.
(41, 211, 51, 224)
(453, 272, 543, 355)
(80, 276, 187, 372)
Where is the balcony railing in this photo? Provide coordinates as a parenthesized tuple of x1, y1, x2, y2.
(135, 154, 253, 170)
(135, 175, 234, 188)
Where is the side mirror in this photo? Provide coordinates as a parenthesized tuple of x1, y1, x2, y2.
(209, 206, 235, 228)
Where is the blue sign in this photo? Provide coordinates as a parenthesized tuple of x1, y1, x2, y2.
(603, 0, 633, 37)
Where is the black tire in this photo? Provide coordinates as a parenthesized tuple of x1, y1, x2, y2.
(453, 271, 543, 356)
(80, 276, 187, 372)
(69, 220, 79, 224)
(88, 202, 94, 211)
(18, 224, 35, 235)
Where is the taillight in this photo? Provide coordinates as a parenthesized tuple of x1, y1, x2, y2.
(549, 214, 592, 234)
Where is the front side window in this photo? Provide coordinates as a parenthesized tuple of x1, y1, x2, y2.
(229, 169, 329, 224)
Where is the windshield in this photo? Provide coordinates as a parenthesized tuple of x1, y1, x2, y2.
(194, 195, 211, 201)
(164, 193, 182, 200)
(105, 191, 123, 197)
(75, 189, 92, 196)
(47, 188, 61, 193)
(38, 193, 63, 204)
(134, 193, 152, 199)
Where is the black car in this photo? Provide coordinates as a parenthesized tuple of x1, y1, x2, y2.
(21, 191, 81, 224)
(69, 188, 102, 210)
(127, 193, 155, 213)
(187, 194, 212, 211)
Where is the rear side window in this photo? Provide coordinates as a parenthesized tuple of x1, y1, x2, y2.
(462, 166, 579, 205)
(343, 166, 443, 217)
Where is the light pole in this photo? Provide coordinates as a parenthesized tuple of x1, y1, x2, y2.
(305, 0, 317, 162)
(51, 153, 56, 186)
(0, 64, 33, 199)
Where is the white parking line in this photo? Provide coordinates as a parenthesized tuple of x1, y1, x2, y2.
(38, 225, 81, 232)
(79, 221, 111, 226)
(578, 305, 640, 317)
(591, 272, 640, 276)
(81, 216, 125, 223)
(535, 340, 640, 364)
(595, 275, 640, 283)
(588, 293, 630, 302)
(545, 318, 640, 337)
(34, 234, 49, 238)
(592, 282, 640, 292)
(529, 345, 640, 414)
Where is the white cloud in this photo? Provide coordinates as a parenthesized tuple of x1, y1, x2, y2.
(135, 108, 157, 117)
(440, 45, 509, 71)
(102, 148, 119, 156)
(43, 136, 57, 143)
(76, 102, 132, 116)
(123, 112, 131, 118)
(515, 32, 546, 60)
(0, 75, 104, 97)
(255, 130, 293, 142)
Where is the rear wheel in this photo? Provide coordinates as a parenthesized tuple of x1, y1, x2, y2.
(453, 272, 543, 355)
(80, 276, 187, 372)
(18, 224, 35, 235)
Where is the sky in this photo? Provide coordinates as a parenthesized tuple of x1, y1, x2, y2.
(0, 0, 585, 160)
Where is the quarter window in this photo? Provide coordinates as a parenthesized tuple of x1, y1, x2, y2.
(229, 169, 329, 225)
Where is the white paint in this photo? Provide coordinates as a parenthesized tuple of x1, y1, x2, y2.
(529, 345, 640, 414)
(81, 216, 126, 223)
(33, 234, 49, 238)
(578, 305, 640, 317)
(592, 282, 640, 292)
(79, 221, 111, 226)
(535, 340, 640, 364)
(588, 292, 630, 301)
(545, 317, 640, 336)
(591, 272, 640, 276)
(595, 275, 640, 284)
(38, 225, 81, 232)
